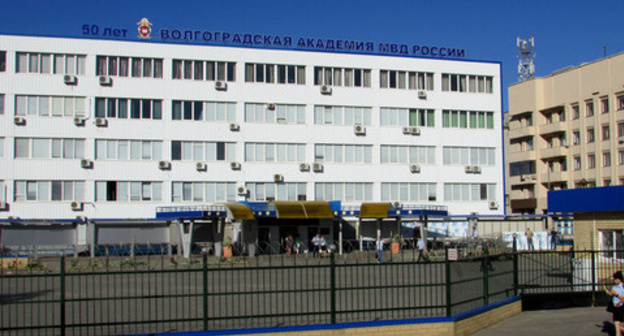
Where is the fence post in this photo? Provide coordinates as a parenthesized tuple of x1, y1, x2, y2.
(483, 249, 489, 306)
(330, 251, 336, 324)
(445, 247, 451, 317)
(591, 250, 596, 306)
(203, 254, 208, 331)
(513, 236, 518, 296)
(60, 257, 66, 336)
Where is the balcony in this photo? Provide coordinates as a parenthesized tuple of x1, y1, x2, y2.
(509, 126, 536, 140)
(539, 122, 566, 135)
(540, 170, 569, 183)
(507, 150, 536, 163)
(510, 198, 537, 210)
(509, 174, 537, 186)
(539, 146, 568, 159)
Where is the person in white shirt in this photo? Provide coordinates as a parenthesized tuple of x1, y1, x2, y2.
(607, 271, 624, 336)
(376, 236, 384, 263)
(416, 238, 428, 263)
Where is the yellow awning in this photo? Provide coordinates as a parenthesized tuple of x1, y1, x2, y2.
(222, 203, 255, 220)
(272, 201, 334, 219)
(359, 202, 391, 218)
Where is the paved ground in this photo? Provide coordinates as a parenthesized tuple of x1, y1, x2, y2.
(473, 306, 617, 336)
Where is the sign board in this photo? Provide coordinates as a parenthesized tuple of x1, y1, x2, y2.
(448, 248, 458, 261)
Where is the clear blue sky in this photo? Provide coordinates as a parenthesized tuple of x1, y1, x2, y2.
(2, 0, 623, 110)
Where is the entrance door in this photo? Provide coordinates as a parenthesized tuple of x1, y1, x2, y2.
(279, 226, 298, 253)
(258, 228, 271, 255)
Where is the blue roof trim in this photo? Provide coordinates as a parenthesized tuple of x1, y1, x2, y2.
(548, 185, 624, 213)
(125, 296, 520, 336)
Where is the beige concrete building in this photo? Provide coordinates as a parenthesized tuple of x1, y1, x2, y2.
(507, 52, 624, 214)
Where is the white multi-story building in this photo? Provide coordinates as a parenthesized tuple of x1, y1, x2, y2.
(0, 34, 503, 219)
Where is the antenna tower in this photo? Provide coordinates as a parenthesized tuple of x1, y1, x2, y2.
(517, 37, 535, 82)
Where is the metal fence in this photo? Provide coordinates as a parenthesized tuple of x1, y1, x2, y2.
(0, 246, 519, 336)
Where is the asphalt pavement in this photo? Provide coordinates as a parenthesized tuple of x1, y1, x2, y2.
(473, 306, 617, 336)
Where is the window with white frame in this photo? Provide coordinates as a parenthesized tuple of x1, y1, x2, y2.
(619, 150, 624, 166)
(245, 103, 305, 124)
(0, 51, 5, 72)
(443, 183, 497, 202)
(172, 59, 235, 81)
(16, 52, 86, 75)
(15, 95, 86, 117)
(380, 107, 435, 127)
(96, 56, 163, 78)
(95, 97, 162, 120)
(381, 183, 437, 202)
(572, 130, 581, 145)
(245, 63, 305, 84)
(618, 94, 624, 111)
(314, 144, 372, 164)
(602, 124, 611, 141)
(96, 139, 162, 160)
(314, 67, 372, 87)
(315, 182, 373, 202)
(588, 154, 596, 169)
(95, 181, 162, 202)
(15, 138, 85, 159)
(603, 151, 611, 167)
(246, 143, 305, 163)
(172, 182, 236, 202)
(442, 147, 496, 166)
(601, 97, 609, 114)
(587, 128, 595, 143)
(247, 182, 307, 201)
(379, 70, 434, 90)
(314, 105, 372, 126)
(14, 180, 85, 202)
(573, 156, 581, 171)
(172, 100, 236, 122)
(442, 74, 493, 93)
(600, 230, 624, 259)
(618, 122, 624, 138)
(571, 103, 579, 120)
(585, 100, 594, 117)
(442, 110, 495, 129)
(380, 145, 435, 164)
(172, 141, 235, 162)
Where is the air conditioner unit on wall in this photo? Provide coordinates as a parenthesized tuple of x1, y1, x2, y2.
(402, 127, 412, 135)
(231, 161, 241, 170)
(64, 74, 77, 85)
(354, 125, 366, 135)
(74, 117, 85, 126)
(71, 201, 83, 211)
(158, 160, 171, 170)
(196, 162, 207, 171)
(267, 103, 276, 110)
(273, 174, 284, 182)
(237, 185, 247, 195)
(0, 201, 8, 211)
(229, 123, 240, 131)
(417, 91, 427, 99)
(80, 159, 93, 169)
(14, 116, 26, 125)
(411, 127, 421, 135)
(215, 81, 227, 91)
(312, 163, 324, 172)
(465, 166, 474, 173)
(472, 166, 482, 174)
(299, 163, 310, 171)
(489, 201, 499, 210)
(98, 76, 112, 86)
(320, 85, 332, 95)
(410, 164, 421, 173)
(95, 118, 108, 127)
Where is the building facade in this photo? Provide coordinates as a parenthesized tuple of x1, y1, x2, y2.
(508, 52, 624, 214)
(0, 34, 503, 228)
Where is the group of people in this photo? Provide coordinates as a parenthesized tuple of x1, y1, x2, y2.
(284, 233, 328, 256)
(524, 227, 559, 250)
(375, 236, 428, 263)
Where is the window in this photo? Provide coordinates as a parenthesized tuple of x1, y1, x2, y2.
(15, 138, 85, 159)
(571, 104, 579, 120)
(245, 103, 306, 124)
(95, 139, 162, 160)
(618, 94, 624, 111)
(97, 56, 162, 78)
(442, 74, 493, 93)
(602, 124, 611, 141)
(600, 230, 624, 259)
(0, 94, 4, 115)
(315, 182, 372, 202)
(442, 147, 496, 166)
(572, 130, 581, 145)
(171, 141, 236, 162)
(604, 179, 612, 187)
(246, 143, 305, 163)
(15, 95, 86, 117)
(172, 100, 236, 122)
(509, 161, 535, 176)
(379, 70, 433, 90)
(603, 151, 611, 167)
(587, 154, 596, 169)
(245, 63, 305, 85)
(96, 181, 162, 202)
(247, 182, 307, 201)
(381, 183, 437, 202)
(0, 51, 5, 72)
(380, 145, 435, 164)
(314, 105, 372, 126)
(618, 122, 624, 138)
(442, 110, 494, 129)
(16, 52, 86, 75)
(172, 182, 236, 202)
(314, 66, 372, 88)
(381, 107, 435, 127)
(172, 59, 235, 81)
(587, 128, 595, 143)
(573, 156, 581, 171)
(585, 100, 594, 117)
(619, 150, 624, 166)
(14, 180, 84, 202)
(601, 97, 609, 114)
(95, 97, 162, 120)
(444, 183, 497, 202)
(314, 144, 372, 164)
